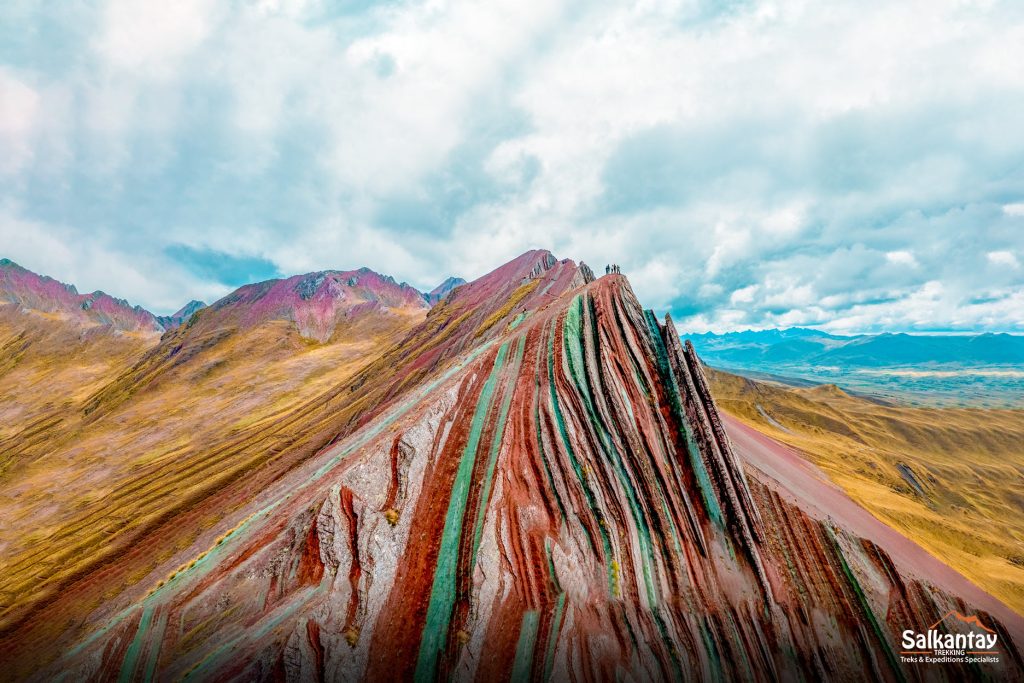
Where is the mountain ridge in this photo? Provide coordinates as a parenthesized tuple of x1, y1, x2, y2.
(424, 276, 467, 306)
(688, 327, 1024, 367)
(0, 253, 1021, 681)
(1, 258, 478, 337)
(0, 258, 163, 333)
(1, 254, 1020, 681)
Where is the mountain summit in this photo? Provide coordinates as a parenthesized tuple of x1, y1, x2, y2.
(155, 300, 207, 330)
(195, 267, 429, 342)
(3, 250, 1019, 681)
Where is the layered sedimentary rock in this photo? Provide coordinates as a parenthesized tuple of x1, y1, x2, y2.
(0, 250, 588, 671)
(28, 271, 1022, 681)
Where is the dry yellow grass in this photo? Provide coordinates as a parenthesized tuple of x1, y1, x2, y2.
(706, 367, 1024, 614)
(0, 307, 425, 630)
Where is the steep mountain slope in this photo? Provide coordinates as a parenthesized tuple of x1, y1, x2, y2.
(0, 259, 163, 333)
(0, 307, 154, 478)
(704, 367, 1024, 615)
(10, 272, 1021, 681)
(0, 267, 433, 640)
(0, 251, 591, 668)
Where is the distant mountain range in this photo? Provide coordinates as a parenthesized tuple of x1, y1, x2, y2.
(0, 258, 465, 336)
(423, 276, 467, 306)
(0, 258, 165, 333)
(686, 327, 1024, 368)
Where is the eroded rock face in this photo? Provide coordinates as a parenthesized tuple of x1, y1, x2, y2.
(27, 274, 1024, 681)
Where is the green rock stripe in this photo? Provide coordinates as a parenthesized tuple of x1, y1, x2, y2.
(565, 296, 659, 607)
(510, 610, 541, 683)
(118, 604, 154, 683)
(645, 310, 723, 531)
(546, 307, 614, 589)
(543, 592, 567, 680)
(471, 334, 526, 566)
(826, 528, 906, 683)
(415, 342, 510, 682)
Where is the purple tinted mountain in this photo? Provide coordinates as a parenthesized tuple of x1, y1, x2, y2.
(0, 258, 162, 333)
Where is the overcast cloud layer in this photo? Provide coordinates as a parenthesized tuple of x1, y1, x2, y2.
(1, 0, 1023, 332)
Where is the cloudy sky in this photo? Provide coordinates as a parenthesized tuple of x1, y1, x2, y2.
(1, 0, 1023, 332)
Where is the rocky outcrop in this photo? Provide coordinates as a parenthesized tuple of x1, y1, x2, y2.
(33, 272, 1022, 681)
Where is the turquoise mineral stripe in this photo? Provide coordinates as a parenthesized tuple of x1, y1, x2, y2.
(140, 609, 169, 683)
(725, 611, 754, 681)
(826, 528, 906, 683)
(535, 323, 568, 523)
(543, 593, 567, 680)
(471, 335, 526, 566)
(699, 618, 723, 682)
(652, 610, 684, 682)
(545, 308, 613, 590)
(544, 539, 562, 592)
(117, 604, 154, 683)
(565, 297, 658, 608)
(535, 392, 567, 522)
(643, 310, 724, 529)
(510, 610, 541, 683)
(414, 342, 510, 682)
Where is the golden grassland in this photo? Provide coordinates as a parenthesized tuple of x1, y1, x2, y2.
(0, 307, 425, 631)
(705, 366, 1024, 615)
(0, 277, 547, 636)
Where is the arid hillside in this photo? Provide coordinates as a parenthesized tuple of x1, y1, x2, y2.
(705, 366, 1024, 615)
(0, 269, 431, 637)
(1, 254, 1022, 682)
(1, 255, 1020, 681)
